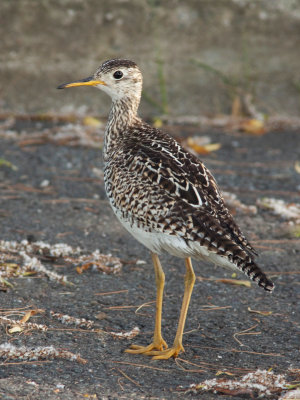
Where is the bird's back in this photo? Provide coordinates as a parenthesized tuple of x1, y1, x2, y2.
(104, 119, 274, 291)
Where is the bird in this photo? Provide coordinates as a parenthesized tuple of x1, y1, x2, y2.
(57, 59, 274, 360)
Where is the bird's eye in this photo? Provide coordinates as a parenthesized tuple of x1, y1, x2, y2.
(113, 70, 123, 80)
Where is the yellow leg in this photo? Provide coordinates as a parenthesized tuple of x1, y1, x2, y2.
(147, 257, 196, 360)
(125, 253, 168, 354)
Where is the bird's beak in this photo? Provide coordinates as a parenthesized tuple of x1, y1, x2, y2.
(57, 76, 106, 89)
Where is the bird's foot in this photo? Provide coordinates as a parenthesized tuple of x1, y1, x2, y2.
(146, 343, 184, 360)
(125, 337, 168, 355)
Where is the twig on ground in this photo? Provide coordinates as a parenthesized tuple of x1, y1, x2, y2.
(0, 343, 87, 364)
(94, 290, 129, 296)
(0, 316, 48, 333)
(257, 198, 300, 223)
(185, 369, 289, 397)
(248, 307, 273, 316)
(50, 311, 95, 329)
(189, 345, 282, 358)
(20, 251, 69, 285)
(135, 301, 156, 314)
(177, 358, 254, 374)
(110, 360, 169, 372)
(116, 368, 141, 387)
(109, 327, 140, 340)
(233, 323, 261, 346)
(0, 239, 123, 285)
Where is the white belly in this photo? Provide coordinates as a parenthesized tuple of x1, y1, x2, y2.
(114, 208, 238, 271)
(119, 214, 194, 257)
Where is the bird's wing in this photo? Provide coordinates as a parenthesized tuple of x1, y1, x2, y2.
(122, 127, 257, 256)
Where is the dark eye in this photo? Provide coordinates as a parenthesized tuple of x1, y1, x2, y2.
(113, 70, 123, 80)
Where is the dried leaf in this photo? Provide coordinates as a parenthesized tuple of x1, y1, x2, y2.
(216, 279, 251, 288)
(83, 116, 102, 127)
(194, 384, 205, 389)
(204, 143, 222, 152)
(241, 119, 266, 135)
(216, 370, 234, 376)
(248, 307, 273, 316)
(231, 95, 242, 117)
(290, 225, 300, 238)
(110, 326, 140, 340)
(285, 384, 300, 390)
(294, 161, 300, 174)
(0, 158, 18, 171)
(187, 137, 221, 154)
(8, 325, 23, 334)
(95, 312, 107, 320)
(20, 311, 34, 324)
(0, 277, 14, 288)
(153, 118, 163, 128)
(22, 271, 37, 276)
(76, 263, 91, 274)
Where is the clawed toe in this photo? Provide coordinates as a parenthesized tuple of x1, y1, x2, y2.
(147, 344, 184, 360)
(125, 339, 168, 355)
(125, 340, 183, 360)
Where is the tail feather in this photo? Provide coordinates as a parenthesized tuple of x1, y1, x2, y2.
(188, 208, 275, 292)
(239, 259, 274, 292)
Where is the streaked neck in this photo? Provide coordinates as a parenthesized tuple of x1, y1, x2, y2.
(104, 96, 140, 158)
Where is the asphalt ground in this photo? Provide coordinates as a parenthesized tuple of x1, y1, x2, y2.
(0, 119, 299, 399)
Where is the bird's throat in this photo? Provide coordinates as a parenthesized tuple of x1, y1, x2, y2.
(104, 97, 140, 158)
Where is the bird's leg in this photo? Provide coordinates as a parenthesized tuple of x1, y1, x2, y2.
(125, 253, 168, 354)
(147, 257, 196, 360)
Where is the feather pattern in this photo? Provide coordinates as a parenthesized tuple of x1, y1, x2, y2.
(83, 58, 275, 292)
(104, 116, 273, 292)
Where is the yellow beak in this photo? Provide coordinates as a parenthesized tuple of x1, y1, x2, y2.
(57, 76, 106, 89)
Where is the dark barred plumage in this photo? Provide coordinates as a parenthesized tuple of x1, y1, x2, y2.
(99, 59, 138, 74)
(58, 58, 274, 360)
(104, 118, 274, 292)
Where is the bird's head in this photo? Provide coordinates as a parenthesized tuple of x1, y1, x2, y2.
(57, 59, 142, 101)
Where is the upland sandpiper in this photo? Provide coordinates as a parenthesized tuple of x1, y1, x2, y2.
(58, 59, 274, 360)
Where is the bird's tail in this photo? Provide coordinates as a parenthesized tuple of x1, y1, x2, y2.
(236, 257, 274, 292)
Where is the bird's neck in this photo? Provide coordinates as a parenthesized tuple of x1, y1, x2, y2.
(104, 96, 140, 158)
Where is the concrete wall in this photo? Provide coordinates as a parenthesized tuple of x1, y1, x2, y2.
(1, 0, 300, 117)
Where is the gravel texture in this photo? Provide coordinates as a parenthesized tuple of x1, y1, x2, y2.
(0, 120, 299, 399)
